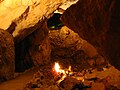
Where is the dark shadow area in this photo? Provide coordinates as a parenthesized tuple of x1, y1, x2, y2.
(47, 13, 64, 30)
(15, 37, 33, 72)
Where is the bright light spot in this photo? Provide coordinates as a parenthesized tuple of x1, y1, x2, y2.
(68, 66, 71, 71)
(54, 62, 60, 73)
(53, 62, 84, 83)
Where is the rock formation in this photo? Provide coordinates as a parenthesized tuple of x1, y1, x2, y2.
(0, 0, 77, 72)
(29, 23, 51, 66)
(0, 29, 14, 82)
(0, 0, 81, 73)
(14, 22, 50, 72)
(0, 0, 68, 43)
(61, 0, 120, 70)
(49, 26, 107, 70)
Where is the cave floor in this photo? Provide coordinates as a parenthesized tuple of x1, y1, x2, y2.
(24, 64, 120, 90)
(0, 65, 120, 90)
(0, 67, 39, 90)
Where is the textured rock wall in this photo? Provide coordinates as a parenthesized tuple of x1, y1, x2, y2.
(0, 0, 67, 43)
(15, 22, 51, 71)
(49, 26, 107, 70)
(61, 0, 120, 69)
(0, 29, 14, 81)
(29, 23, 51, 66)
(0, 0, 72, 72)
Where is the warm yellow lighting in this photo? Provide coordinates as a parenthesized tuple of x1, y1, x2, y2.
(53, 62, 85, 83)
(68, 66, 71, 71)
(54, 62, 60, 73)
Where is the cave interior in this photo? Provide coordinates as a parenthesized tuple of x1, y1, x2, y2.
(0, 0, 120, 90)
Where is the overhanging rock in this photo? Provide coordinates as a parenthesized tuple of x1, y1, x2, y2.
(0, 0, 68, 43)
(61, 0, 120, 70)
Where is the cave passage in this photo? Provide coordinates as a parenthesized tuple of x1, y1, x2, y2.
(47, 13, 64, 30)
(15, 37, 33, 72)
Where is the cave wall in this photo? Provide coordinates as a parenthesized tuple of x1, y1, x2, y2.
(0, 29, 14, 81)
(0, 0, 68, 43)
(0, 0, 119, 83)
(49, 26, 107, 70)
(0, 0, 76, 75)
(28, 22, 51, 66)
(61, 0, 120, 69)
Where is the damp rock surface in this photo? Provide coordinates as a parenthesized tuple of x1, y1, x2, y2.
(0, 29, 15, 82)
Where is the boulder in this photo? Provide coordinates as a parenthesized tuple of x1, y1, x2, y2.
(28, 23, 51, 65)
(29, 36, 51, 66)
(0, 29, 14, 82)
(61, 0, 120, 70)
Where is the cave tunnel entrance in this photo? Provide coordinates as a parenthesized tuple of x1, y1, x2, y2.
(47, 13, 64, 30)
(15, 37, 34, 72)
(14, 11, 108, 73)
(14, 12, 64, 72)
(47, 12, 108, 71)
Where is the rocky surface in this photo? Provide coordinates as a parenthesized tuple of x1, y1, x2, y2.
(14, 22, 50, 71)
(0, 29, 15, 82)
(0, 0, 79, 72)
(28, 22, 51, 66)
(24, 65, 120, 90)
(0, 0, 68, 43)
(15, 24, 107, 71)
(54, 0, 79, 14)
(29, 36, 51, 66)
(49, 26, 107, 70)
(0, 2, 119, 90)
(0, 0, 80, 72)
(61, 0, 120, 70)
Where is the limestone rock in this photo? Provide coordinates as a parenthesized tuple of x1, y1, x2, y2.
(29, 36, 51, 66)
(0, 29, 15, 82)
(0, 0, 67, 43)
(27, 23, 51, 66)
(60, 77, 83, 90)
(49, 26, 107, 69)
(61, 0, 120, 70)
(14, 22, 50, 71)
(54, 0, 79, 14)
(13, 23, 50, 70)
(86, 66, 120, 89)
(49, 26, 98, 57)
(89, 83, 106, 90)
(49, 26, 81, 49)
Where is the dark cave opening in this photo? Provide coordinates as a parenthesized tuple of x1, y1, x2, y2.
(47, 13, 64, 30)
(15, 37, 34, 72)
(15, 13, 65, 72)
